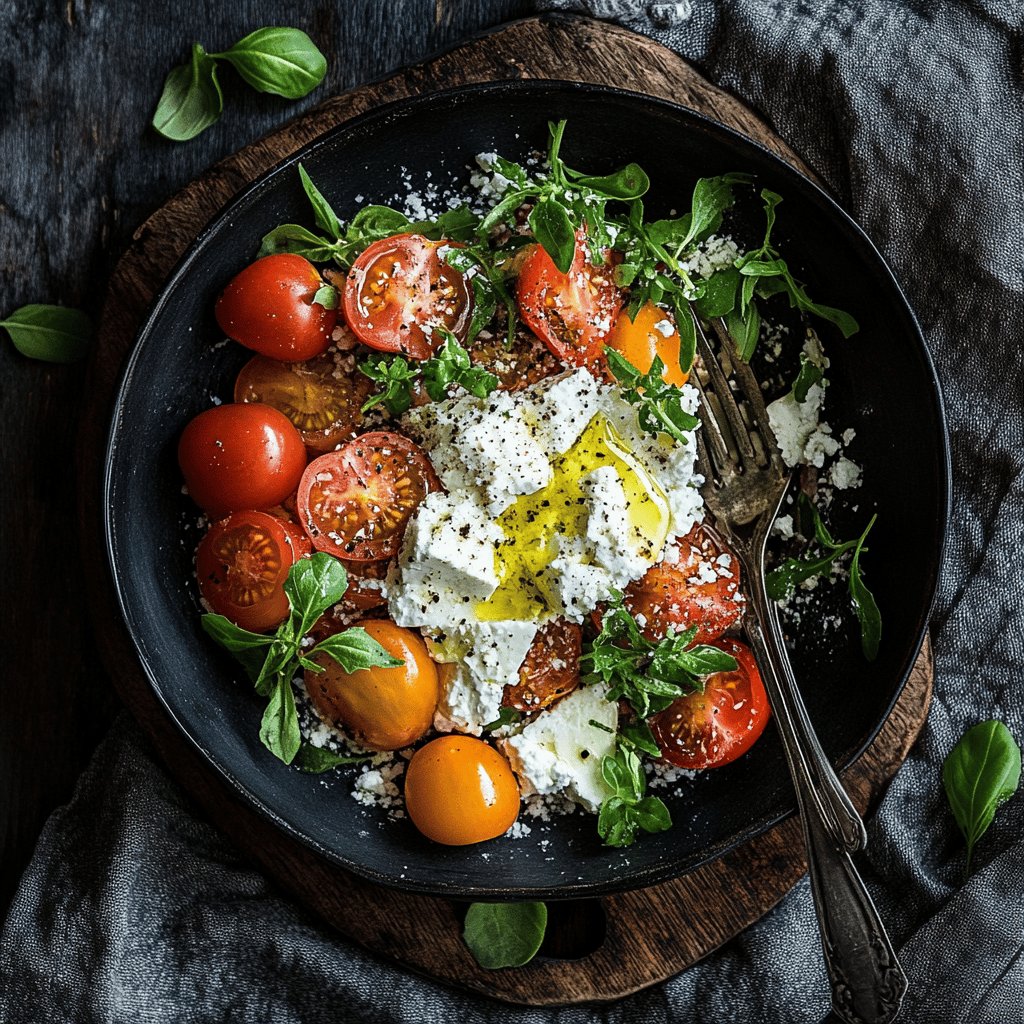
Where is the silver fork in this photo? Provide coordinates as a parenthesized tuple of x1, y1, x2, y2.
(689, 315, 907, 1024)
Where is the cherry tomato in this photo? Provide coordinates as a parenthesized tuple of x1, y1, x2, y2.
(234, 352, 373, 453)
(502, 619, 581, 713)
(607, 301, 689, 386)
(469, 323, 562, 391)
(215, 253, 337, 361)
(516, 230, 624, 368)
(196, 510, 302, 632)
(649, 639, 769, 769)
(404, 736, 520, 845)
(623, 522, 745, 645)
(305, 620, 439, 751)
(178, 403, 307, 516)
(343, 234, 473, 360)
(297, 431, 439, 561)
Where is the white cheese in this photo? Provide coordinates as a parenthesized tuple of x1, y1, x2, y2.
(523, 369, 603, 457)
(502, 684, 618, 812)
(829, 456, 863, 490)
(581, 466, 650, 581)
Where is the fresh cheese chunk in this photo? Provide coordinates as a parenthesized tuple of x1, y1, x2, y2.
(767, 385, 840, 468)
(502, 684, 617, 812)
(523, 368, 603, 457)
(582, 465, 658, 580)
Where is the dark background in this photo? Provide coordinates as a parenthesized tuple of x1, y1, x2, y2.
(0, 0, 534, 912)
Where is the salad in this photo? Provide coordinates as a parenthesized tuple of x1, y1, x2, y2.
(178, 122, 879, 850)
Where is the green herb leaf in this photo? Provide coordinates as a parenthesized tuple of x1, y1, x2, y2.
(849, 515, 881, 660)
(463, 902, 548, 969)
(218, 27, 326, 100)
(152, 42, 223, 141)
(596, 746, 672, 847)
(0, 304, 92, 363)
(311, 626, 402, 673)
(298, 163, 341, 237)
(421, 330, 499, 402)
(604, 348, 699, 446)
(258, 223, 341, 262)
(295, 742, 369, 773)
(260, 675, 302, 764)
(359, 356, 417, 415)
(528, 197, 576, 273)
(574, 163, 650, 200)
(680, 172, 753, 249)
(942, 720, 1021, 875)
(724, 300, 762, 361)
(693, 266, 741, 319)
(791, 352, 824, 403)
(284, 553, 348, 634)
(484, 706, 523, 732)
(311, 284, 338, 310)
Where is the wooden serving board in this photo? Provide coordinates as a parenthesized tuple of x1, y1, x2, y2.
(76, 13, 934, 1006)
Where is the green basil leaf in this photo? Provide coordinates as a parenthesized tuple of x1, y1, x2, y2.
(218, 27, 326, 100)
(348, 204, 412, 236)
(646, 215, 691, 247)
(765, 551, 841, 601)
(483, 706, 523, 732)
(792, 353, 824, 403)
(693, 266, 740, 319)
(942, 719, 1021, 874)
(418, 205, 481, 242)
(312, 284, 338, 310)
(479, 188, 533, 234)
(258, 223, 340, 262)
(798, 298, 860, 339)
(298, 163, 341, 237)
(597, 797, 636, 847)
(259, 675, 301, 764)
(738, 257, 789, 277)
(462, 902, 548, 969)
(0, 304, 92, 363)
(528, 198, 576, 273)
(311, 626, 403, 673)
(666, 644, 739, 676)
(633, 795, 672, 833)
(575, 162, 650, 200)
(152, 43, 223, 142)
(284, 553, 348, 634)
(295, 742, 369, 773)
(618, 719, 662, 757)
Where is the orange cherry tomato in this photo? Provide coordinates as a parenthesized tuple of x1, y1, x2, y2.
(502, 619, 581, 713)
(404, 736, 520, 845)
(297, 431, 439, 561)
(215, 253, 337, 361)
(622, 522, 745, 645)
(196, 510, 303, 632)
(516, 230, 624, 368)
(607, 301, 689, 386)
(178, 403, 307, 516)
(649, 638, 769, 769)
(304, 620, 439, 751)
(234, 352, 373, 452)
(343, 234, 473, 360)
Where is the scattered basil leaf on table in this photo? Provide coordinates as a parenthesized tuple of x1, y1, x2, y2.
(152, 42, 223, 142)
(463, 902, 548, 969)
(215, 27, 327, 100)
(202, 553, 400, 764)
(942, 720, 1021, 876)
(0, 304, 92, 363)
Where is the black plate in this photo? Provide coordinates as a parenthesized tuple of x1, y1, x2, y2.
(104, 81, 949, 900)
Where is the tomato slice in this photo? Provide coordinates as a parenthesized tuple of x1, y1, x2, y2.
(234, 352, 373, 453)
(516, 230, 624, 368)
(196, 510, 302, 633)
(343, 234, 473, 360)
(606, 301, 689, 386)
(623, 522, 745, 645)
(649, 639, 770, 769)
(297, 431, 439, 561)
(502, 619, 582, 713)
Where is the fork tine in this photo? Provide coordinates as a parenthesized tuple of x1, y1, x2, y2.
(689, 371, 735, 479)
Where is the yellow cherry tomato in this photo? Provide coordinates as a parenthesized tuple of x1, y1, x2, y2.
(304, 620, 438, 751)
(606, 301, 689, 386)
(404, 736, 520, 845)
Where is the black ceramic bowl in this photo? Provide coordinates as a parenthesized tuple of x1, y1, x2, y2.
(104, 81, 949, 899)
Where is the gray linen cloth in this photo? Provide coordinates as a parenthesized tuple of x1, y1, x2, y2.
(3, 1, 1023, 1020)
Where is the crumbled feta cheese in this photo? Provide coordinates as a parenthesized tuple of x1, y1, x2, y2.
(773, 514, 795, 539)
(829, 457, 863, 490)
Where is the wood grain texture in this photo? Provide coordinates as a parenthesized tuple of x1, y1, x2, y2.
(72, 14, 934, 1007)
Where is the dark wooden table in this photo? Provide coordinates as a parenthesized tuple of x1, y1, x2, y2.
(0, 0, 532, 914)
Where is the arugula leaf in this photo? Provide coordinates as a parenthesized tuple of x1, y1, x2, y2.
(849, 515, 881, 660)
(597, 745, 672, 847)
(295, 742, 369, 773)
(359, 356, 417, 415)
(604, 348, 699, 446)
(152, 42, 223, 142)
(693, 266, 740, 319)
(943, 720, 1021, 876)
(202, 554, 398, 764)
(724, 301, 762, 362)
(298, 163, 341, 237)
(216, 27, 326, 100)
(0, 304, 92, 363)
(680, 173, 754, 249)
(463, 902, 548, 969)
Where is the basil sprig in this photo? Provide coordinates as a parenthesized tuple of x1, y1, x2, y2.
(1, 303, 92, 363)
(152, 28, 326, 142)
(463, 902, 548, 969)
(766, 498, 881, 660)
(598, 742, 672, 848)
(943, 720, 1021, 876)
(202, 553, 401, 764)
(604, 347, 699, 446)
(360, 329, 498, 415)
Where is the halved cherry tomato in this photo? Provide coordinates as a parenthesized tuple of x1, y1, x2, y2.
(178, 403, 307, 516)
(297, 431, 439, 561)
(196, 510, 302, 632)
(502, 619, 581, 713)
(516, 230, 624, 368)
(305, 620, 439, 751)
(607, 301, 689, 386)
(343, 234, 473, 359)
(404, 736, 520, 845)
(649, 638, 769, 769)
(234, 352, 372, 453)
(622, 522, 744, 645)
(215, 253, 336, 361)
